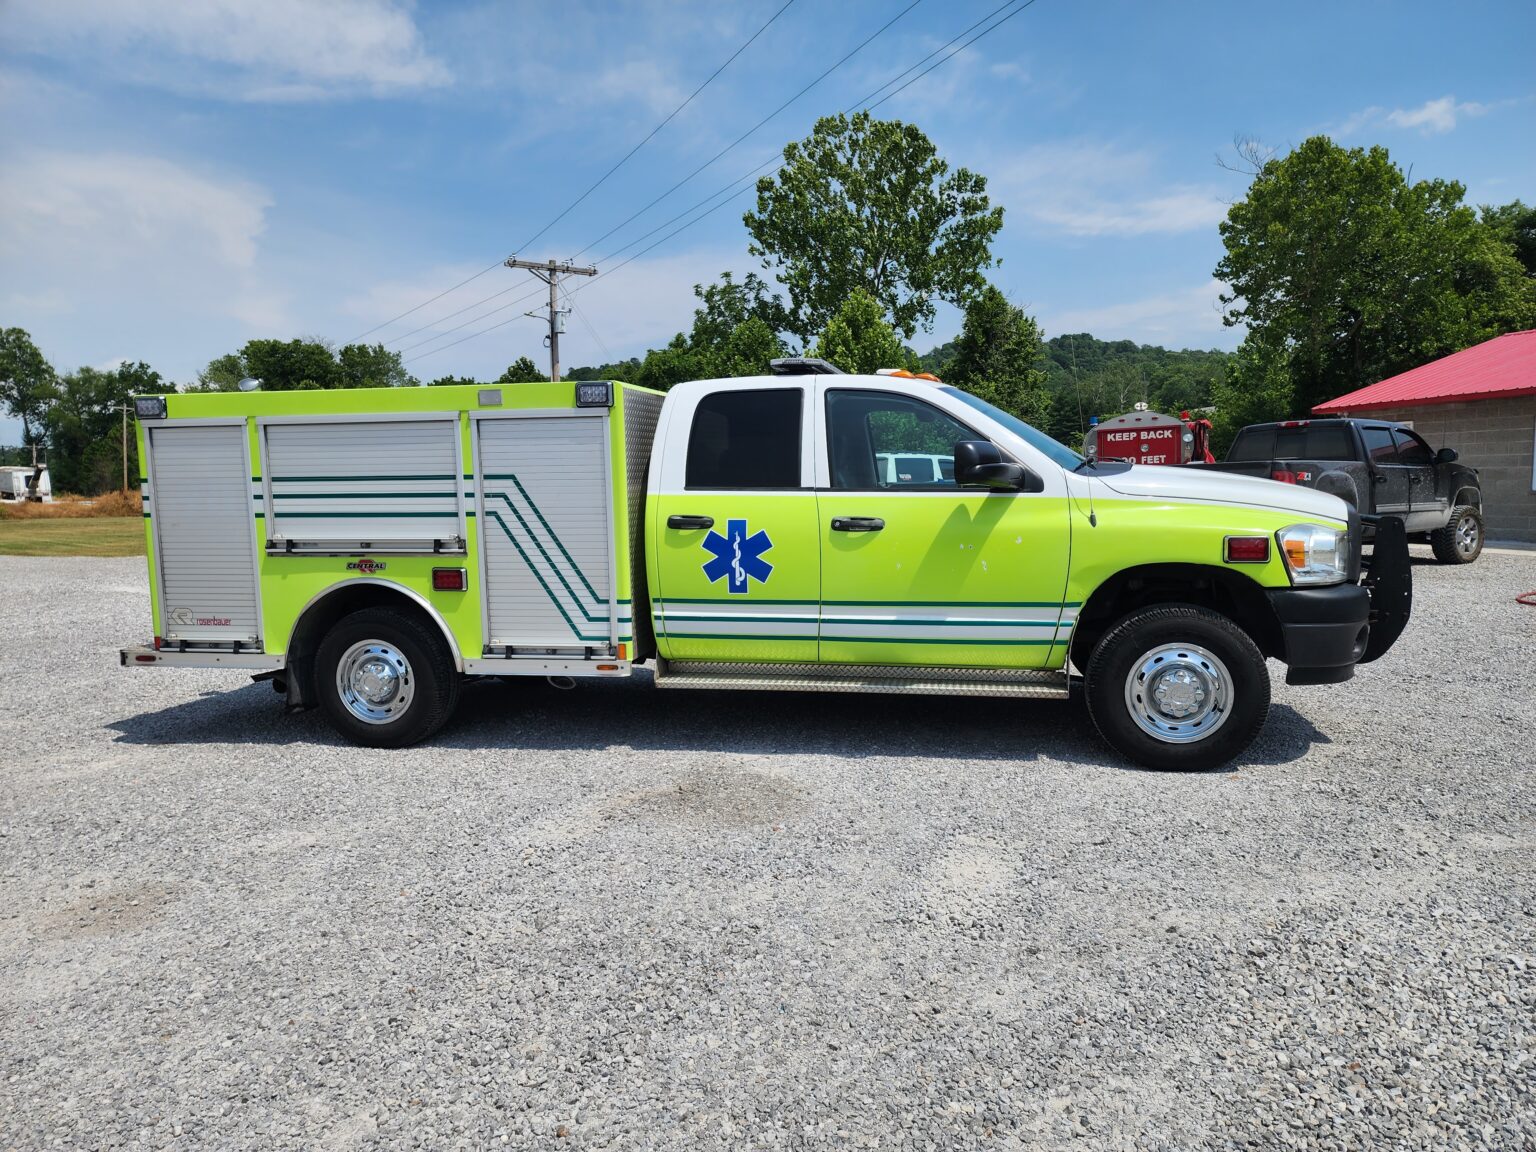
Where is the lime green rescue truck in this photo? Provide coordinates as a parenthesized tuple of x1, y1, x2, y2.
(122, 359, 1411, 770)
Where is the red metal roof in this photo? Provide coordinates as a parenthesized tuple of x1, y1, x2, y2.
(1313, 329, 1536, 413)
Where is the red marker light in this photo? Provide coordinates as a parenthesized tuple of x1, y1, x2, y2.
(1271, 470, 1298, 484)
(432, 568, 467, 592)
(1225, 536, 1270, 563)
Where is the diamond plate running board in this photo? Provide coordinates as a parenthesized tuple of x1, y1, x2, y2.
(653, 660, 1069, 699)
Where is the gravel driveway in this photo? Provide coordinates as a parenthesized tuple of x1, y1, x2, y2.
(1, 551, 1532, 1150)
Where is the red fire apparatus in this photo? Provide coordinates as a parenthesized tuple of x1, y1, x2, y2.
(1082, 407, 1214, 466)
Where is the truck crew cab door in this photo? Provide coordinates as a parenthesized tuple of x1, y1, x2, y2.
(814, 383, 1071, 669)
(650, 383, 821, 662)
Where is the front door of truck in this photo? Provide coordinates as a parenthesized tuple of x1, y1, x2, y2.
(1393, 427, 1444, 529)
(1360, 425, 1411, 516)
(815, 386, 1071, 669)
(651, 384, 821, 662)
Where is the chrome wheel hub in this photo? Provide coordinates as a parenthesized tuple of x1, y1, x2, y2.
(1124, 643, 1232, 744)
(1457, 515, 1479, 555)
(336, 640, 413, 725)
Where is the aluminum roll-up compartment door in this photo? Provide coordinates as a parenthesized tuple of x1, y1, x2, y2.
(146, 422, 260, 645)
(261, 417, 463, 553)
(476, 415, 616, 650)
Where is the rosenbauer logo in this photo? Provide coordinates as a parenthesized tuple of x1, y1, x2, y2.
(347, 558, 387, 574)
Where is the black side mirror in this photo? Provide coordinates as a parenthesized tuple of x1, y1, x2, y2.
(1435, 447, 1458, 464)
(953, 440, 1041, 492)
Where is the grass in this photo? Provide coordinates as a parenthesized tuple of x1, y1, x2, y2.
(0, 494, 147, 556)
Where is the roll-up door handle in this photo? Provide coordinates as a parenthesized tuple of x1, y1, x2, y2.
(667, 514, 714, 530)
(831, 517, 885, 532)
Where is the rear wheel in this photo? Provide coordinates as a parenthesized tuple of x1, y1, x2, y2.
(316, 607, 460, 747)
(1430, 504, 1482, 564)
(1085, 604, 1270, 771)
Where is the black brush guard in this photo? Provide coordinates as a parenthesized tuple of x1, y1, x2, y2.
(1359, 514, 1411, 663)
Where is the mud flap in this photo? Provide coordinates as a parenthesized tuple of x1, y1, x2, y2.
(1360, 515, 1411, 663)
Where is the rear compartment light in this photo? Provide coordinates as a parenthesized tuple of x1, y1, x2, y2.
(432, 567, 468, 591)
(1271, 469, 1298, 484)
(1224, 536, 1271, 563)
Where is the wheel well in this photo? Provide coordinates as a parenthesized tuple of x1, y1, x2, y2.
(1069, 564, 1283, 670)
(282, 581, 462, 708)
(1452, 487, 1481, 509)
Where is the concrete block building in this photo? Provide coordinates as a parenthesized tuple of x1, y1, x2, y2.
(1315, 330, 1536, 543)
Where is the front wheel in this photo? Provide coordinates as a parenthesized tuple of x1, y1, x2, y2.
(316, 607, 460, 748)
(1084, 604, 1270, 771)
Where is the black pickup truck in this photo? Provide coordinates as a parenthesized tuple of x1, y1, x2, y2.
(1204, 418, 1484, 563)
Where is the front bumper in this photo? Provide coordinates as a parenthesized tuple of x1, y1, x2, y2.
(1266, 514, 1412, 685)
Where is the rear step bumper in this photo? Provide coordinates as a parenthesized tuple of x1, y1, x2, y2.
(120, 645, 284, 670)
(654, 660, 1069, 698)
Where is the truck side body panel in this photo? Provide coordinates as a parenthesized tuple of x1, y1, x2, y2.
(135, 383, 663, 672)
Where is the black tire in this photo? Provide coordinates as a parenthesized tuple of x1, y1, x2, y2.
(315, 607, 460, 748)
(1084, 604, 1270, 772)
(1429, 504, 1483, 565)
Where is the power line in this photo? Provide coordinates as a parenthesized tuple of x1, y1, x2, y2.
(572, 0, 1040, 290)
(381, 279, 538, 348)
(568, 0, 923, 261)
(866, 0, 1040, 113)
(417, 0, 1042, 364)
(394, 283, 549, 356)
(349, 258, 508, 344)
(513, 0, 799, 255)
(360, 0, 795, 346)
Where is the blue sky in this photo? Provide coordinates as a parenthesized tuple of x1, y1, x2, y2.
(2, 0, 1533, 443)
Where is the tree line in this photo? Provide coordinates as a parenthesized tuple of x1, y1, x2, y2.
(5, 111, 1533, 489)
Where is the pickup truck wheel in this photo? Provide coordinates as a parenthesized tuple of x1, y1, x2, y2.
(316, 607, 460, 748)
(1085, 605, 1270, 771)
(1430, 505, 1483, 564)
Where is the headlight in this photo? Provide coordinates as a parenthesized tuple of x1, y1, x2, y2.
(1276, 523, 1350, 585)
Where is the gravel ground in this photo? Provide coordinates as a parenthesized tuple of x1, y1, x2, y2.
(1, 549, 1532, 1150)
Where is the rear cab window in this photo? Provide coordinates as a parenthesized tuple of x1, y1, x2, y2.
(1228, 427, 1276, 461)
(1272, 424, 1354, 460)
(686, 388, 803, 489)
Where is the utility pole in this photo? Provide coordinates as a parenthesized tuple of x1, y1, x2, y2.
(504, 258, 597, 382)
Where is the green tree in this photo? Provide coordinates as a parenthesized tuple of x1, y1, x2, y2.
(634, 335, 712, 393)
(745, 112, 1003, 343)
(497, 356, 546, 383)
(0, 327, 57, 446)
(427, 374, 479, 387)
(813, 289, 914, 374)
(946, 285, 1050, 427)
(191, 352, 247, 392)
(1208, 340, 1294, 455)
(42, 361, 165, 493)
(689, 272, 788, 349)
(1481, 200, 1536, 279)
(337, 342, 415, 388)
(1217, 136, 1535, 415)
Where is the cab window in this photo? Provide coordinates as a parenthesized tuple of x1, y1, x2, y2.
(686, 388, 802, 489)
(1392, 429, 1433, 467)
(826, 390, 975, 490)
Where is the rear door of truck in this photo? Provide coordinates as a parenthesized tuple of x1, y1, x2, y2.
(649, 383, 821, 662)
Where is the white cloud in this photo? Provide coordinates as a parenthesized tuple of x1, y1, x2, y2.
(3, 0, 449, 100)
(0, 151, 290, 371)
(1338, 95, 1495, 137)
(995, 143, 1227, 236)
(1041, 280, 1237, 346)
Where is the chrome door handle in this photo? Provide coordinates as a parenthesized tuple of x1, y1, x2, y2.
(830, 517, 885, 532)
(667, 515, 714, 530)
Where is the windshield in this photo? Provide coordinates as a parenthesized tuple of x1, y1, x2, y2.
(940, 387, 1085, 470)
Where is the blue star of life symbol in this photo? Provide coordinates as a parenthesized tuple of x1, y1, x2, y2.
(701, 518, 773, 594)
